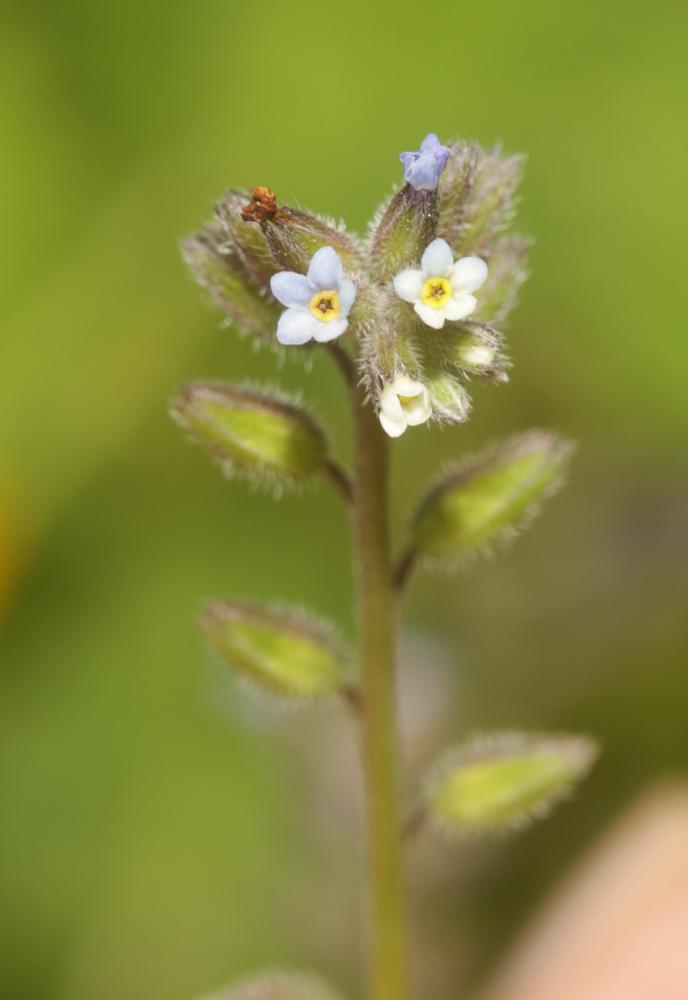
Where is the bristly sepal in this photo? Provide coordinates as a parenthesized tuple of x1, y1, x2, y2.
(241, 187, 363, 275)
(424, 731, 598, 838)
(182, 232, 281, 342)
(170, 382, 331, 490)
(474, 235, 531, 326)
(408, 430, 575, 567)
(368, 184, 439, 283)
(201, 601, 352, 703)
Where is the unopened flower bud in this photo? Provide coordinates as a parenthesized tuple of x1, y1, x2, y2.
(410, 431, 574, 564)
(425, 731, 598, 837)
(214, 189, 278, 287)
(453, 146, 524, 257)
(170, 382, 329, 486)
(450, 321, 504, 375)
(424, 368, 472, 425)
(370, 186, 439, 283)
(474, 235, 531, 326)
(241, 188, 362, 275)
(182, 235, 280, 341)
(201, 602, 350, 701)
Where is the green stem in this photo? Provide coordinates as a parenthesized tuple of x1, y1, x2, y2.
(352, 384, 410, 1000)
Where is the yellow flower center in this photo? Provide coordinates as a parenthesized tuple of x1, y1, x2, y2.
(421, 276, 452, 309)
(309, 289, 341, 322)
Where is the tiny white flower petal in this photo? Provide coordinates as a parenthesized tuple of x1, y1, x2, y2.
(451, 256, 488, 292)
(379, 410, 408, 437)
(462, 344, 495, 367)
(443, 293, 477, 321)
(403, 387, 432, 426)
(414, 300, 446, 329)
(391, 375, 423, 398)
(276, 307, 319, 345)
(312, 316, 348, 343)
(393, 269, 424, 303)
(307, 246, 343, 288)
(338, 277, 357, 316)
(270, 271, 312, 307)
(421, 238, 454, 278)
(380, 384, 405, 419)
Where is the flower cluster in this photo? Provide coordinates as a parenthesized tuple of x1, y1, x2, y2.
(183, 132, 528, 437)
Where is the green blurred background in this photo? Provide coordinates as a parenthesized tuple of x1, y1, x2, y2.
(1, 1, 687, 998)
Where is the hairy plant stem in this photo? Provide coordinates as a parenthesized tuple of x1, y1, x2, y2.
(352, 382, 410, 1000)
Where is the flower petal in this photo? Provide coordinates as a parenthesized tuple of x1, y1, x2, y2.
(420, 132, 441, 152)
(391, 375, 423, 398)
(379, 410, 407, 437)
(312, 317, 348, 343)
(270, 271, 312, 307)
(451, 256, 488, 293)
(393, 269, 424, 303)
(276, 308, 319, 346)
(404, 388, 432, 426)
(338, 277, 357, 316)
(421, 238, 454, 278)
(307, 246, 343, 289)
(414, 300, 446, 329)
(443, 293, 477, 321)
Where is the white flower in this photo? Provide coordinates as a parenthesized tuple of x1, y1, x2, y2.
(378, 376, 431, 438)
(269, 246, 356, 346)
(393, 238, 488, 330)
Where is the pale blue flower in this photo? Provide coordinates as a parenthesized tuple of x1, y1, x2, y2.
(270, 246, 356, 346)
(399, 133, 451, 191)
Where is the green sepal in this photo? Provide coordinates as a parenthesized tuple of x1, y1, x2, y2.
(368, 184, 439, 282)
(425, 731, 598, 837)
(182, 235, 280, 341)
(410, 431, 574, 565)
(454, 146, 524, 257)
(474, 236, 531, 326)
(437, 141, 478, 250)
(214, 189, 279, 287)
(201, 602, 350, 701)
(170, 382, 329, 487)
(262, 208, 363, 275)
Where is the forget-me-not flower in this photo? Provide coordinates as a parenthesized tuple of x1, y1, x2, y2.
(399, 133, 451, 191)
(378, 375, 432, 438)
(270, 246, 356, 346)
(393, 238, 488, 330)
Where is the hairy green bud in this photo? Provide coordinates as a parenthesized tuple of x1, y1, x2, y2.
(369, 185, 439, 282)
(410, 431, 574, 564)
(437, 141, 478, 250)
(182, 235, 280, 341)
(453, 147, 524, 258)
(474, 236, 531, 326)
(240, 186, 362, 275)
(170, 382, 329, 486)
(425, 731, 598, 837)
(214, 189, 279, 287)
(423, 365, 471, 425)
(201, 602, 350, 701)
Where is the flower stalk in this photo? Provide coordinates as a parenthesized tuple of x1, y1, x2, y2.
(351, 381, 410, 1000)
